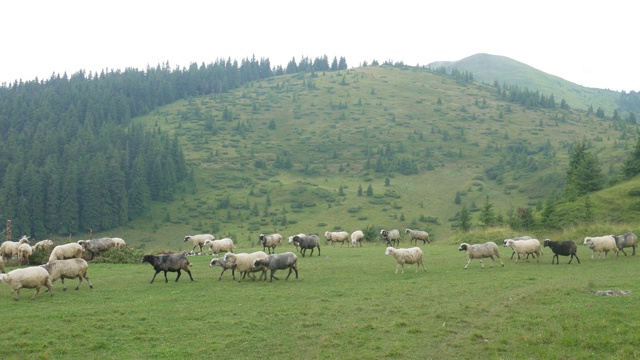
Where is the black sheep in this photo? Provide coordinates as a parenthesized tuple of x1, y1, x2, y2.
(142, 253, 194, 283)
(543, 239, 580, 264)
(292, 235, 321, 257)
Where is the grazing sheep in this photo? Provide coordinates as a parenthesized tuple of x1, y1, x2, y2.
(458, 242, 504, 269)
(0, 235, 30, 261)
(324, 231, 350, 247)
(614, 232, 637, 256)
(288, 233, 306, 253)
(41, 258, 93, 291)
(209, 257, 237, 281)
(253, 252, 299, 282)
(34, 239, 54, 252)
(404, 229, 430, 245)
(203, 238, 235, 256)
(380, 229, 401, 246)
(111, 238, 127, 248)
(0, 257, 5, 273)
(18, 243, 33, 266)
(504, 238, 542, 264)
(78, 238, 117, 260)
(49, 243, 84, 262)
(543, 239, 580, 264)
(292, 235, 321, 257)
(183, 234, 215, 253)
(259, 233, 282, 254)
(384, 247, 426, 274)
(351, 230, 364, 247)
(141, 253, 194, 283)
(583, 235, 618, 260)
(0, 266, 53, 300)
(223, 251, 268, 281)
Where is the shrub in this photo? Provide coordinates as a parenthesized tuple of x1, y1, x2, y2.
(91, 247, 143, 264)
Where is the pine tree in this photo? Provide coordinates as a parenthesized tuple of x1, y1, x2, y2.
(623, 136, 640, 179)
(563, 141, 603, 200)
(459, 204, 471, 232)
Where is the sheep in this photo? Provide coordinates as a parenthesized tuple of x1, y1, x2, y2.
(458, 242, 504, 269)
(252, 252, 299, 282)
(209, 257, 237, 281)
(141, 253, 194, 283)
(351, 230, 364, 247)
(223, 251, 268, 281)
(504, 238, 542, 264)
(18, 243, 33, 266)
(543, 239, 580, 264)
(49, 243, 84, 262)
(203, 238, 235, 256)
(614, 232, 637, 256)
(0, 266, 53, 300)
(324, 231, 350, 247)
(404, 229, 430, 245)
(111, 237, 127, 248)
(78, 238, 116, 260)
(259, 233, 282, 254)
(0, 235, 30, 261)
(0, 256, 5, 273)
(583, 235, 619, 260)
(292, 235, 321, 257)
(502, 236, 533, 259)
(384, 247, 426, 274)
(183, 234, 214, 253)
(33, 239, 54, 252)
(380, 229, 401, 246)
(288, 233, 306, 253)
(41, 258, 93, 291)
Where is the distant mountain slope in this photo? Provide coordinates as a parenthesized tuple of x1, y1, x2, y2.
(429, 53, 619, 113)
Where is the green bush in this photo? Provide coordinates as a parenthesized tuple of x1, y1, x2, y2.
(91, 247, 143, 264)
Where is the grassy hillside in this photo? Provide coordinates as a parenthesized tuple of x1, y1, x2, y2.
(98, 64, 637, 251)
(429, 53, 620, 114)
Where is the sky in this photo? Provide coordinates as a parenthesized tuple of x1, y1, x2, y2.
(2, 1, 637, 92)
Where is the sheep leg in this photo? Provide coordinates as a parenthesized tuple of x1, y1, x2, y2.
(31, 287, 40, 300)
(620, 248, 627, 256)
(510, 251, 516, 260)
(174, 270, 182, 282)
(552, 254, 558, 264)
(61, 278, 67, 291)
(269, 270, 279, 282)
(83, 275, 93, 289)
(185, 269, 194, 281)
(464, 258, 473, 269)
(218, 269, 226, 280)
(149, 271, 161, 284)
(479, 259, 485, 269)
(12, 289, 20, 301)
(633, 246, 636, 256)
(163, 270, 169, 283)
(286, 266, 298, 280)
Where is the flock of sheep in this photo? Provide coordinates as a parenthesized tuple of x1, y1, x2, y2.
(0, 236, 125, 300)
(2, 228, 637, 300)
(458, 232, 637, 269)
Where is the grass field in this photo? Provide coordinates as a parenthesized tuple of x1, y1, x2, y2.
(1, 241, 638, 360)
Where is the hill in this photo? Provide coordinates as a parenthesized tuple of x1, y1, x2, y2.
(120, 64, 637, 250)
(429, 53, 620, 114)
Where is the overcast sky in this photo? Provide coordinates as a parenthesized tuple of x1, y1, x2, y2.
(2, 1, 637, 92)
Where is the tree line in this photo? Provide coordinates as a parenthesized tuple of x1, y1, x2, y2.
(0, 55, 348, 238)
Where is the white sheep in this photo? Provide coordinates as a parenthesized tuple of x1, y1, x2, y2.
(33, 239, 54, 252)
(223, 251, 268, 281)
(0, 266, 53, 300)
(41, 258, 93, 291)
(18, 243, 33, 266)
(324, 231, 350, 247)
(583, 235, 618, 260)
(350, 230, 364, 247)
(259, 233, 282, 254)
(203, 238, 235, 256)
(384, 247, 426, 274)
(504, 238, 542, 264)
(0, 235, 30, 261)
(49, 243, 84, 262)
(458, 242, 504, 269)
(380, 229, 401, 246)
(111, 238, 127, 248)
(183, 234, 215, 253)
(288, 233, 306, 253)
(404, 229, 430, 245)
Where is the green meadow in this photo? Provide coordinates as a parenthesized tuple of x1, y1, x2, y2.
(1, 242, 638, 360)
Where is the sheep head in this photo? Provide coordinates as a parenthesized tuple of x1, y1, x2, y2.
(384, 247, 395, 256)
(458, 243, 469, 252)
